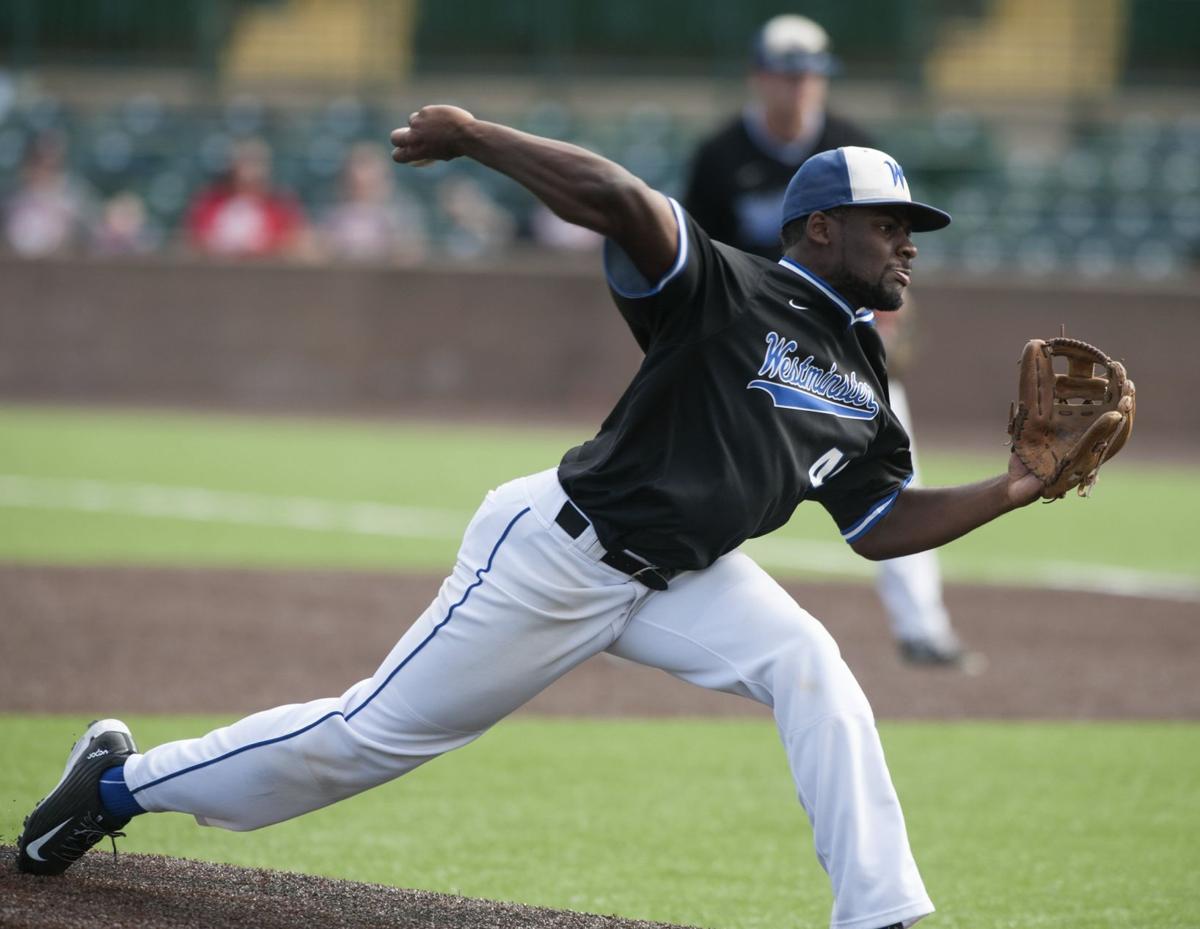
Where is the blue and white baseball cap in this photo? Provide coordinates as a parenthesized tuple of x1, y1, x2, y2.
(781, 146, 952, 232)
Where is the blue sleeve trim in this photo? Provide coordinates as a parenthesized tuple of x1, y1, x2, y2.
(841, 474, 913, 543)
(603, 196, 690, 298)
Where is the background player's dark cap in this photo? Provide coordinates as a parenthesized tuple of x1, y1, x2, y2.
(781, 146, 953, 233)
(752, 15, 840, 76)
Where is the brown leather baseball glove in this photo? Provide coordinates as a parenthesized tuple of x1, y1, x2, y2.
(1008, 337, 1136, 499)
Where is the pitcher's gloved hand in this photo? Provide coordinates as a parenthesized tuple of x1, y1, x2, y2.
(1008, 337, 1136, 499)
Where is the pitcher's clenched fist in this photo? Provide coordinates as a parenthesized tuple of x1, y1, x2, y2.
(391, 105, 476, 166)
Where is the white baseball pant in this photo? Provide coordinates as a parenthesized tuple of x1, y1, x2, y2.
(875, 383, 955, 648)
(123, 468, 933, 929)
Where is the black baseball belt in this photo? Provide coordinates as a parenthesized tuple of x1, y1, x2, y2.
(554, 500, 679, 591)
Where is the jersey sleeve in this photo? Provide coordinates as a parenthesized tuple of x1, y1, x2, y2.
(603, 195, 751, 350)
(816, 444, 914, 544)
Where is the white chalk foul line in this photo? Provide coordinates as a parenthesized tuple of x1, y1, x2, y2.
(2, 473, 1198, 603)
(745, 538, 1200, 603)
(0, 474, 468, 541)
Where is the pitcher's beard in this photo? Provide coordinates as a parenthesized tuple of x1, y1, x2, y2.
(825, 270, 905, 312)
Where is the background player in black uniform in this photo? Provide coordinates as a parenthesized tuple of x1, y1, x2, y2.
(685, 14, 975, 669)
(683, 14, 873, 259)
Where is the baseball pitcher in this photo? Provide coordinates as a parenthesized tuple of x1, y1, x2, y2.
(18, 107, 1133, 929)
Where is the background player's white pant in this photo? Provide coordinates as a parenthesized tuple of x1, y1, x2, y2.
(123, 468, 933, 929)
(875, 382, 955, 647)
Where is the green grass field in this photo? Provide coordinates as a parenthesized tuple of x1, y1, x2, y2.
(1, 406, 1197, 593)
(3, 406, 1198, 927)
(4, 717, 1197, 929)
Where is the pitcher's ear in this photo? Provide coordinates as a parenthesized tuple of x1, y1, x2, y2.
(806, 210, 837, 246)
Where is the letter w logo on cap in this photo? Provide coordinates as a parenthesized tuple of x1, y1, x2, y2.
(884, 159, 906, 188)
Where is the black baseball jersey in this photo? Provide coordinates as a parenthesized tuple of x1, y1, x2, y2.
(683, 110, 874, 258)
(558, 199, 913, 571)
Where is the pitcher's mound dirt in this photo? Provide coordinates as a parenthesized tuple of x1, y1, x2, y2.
(0, 845, 694, 929)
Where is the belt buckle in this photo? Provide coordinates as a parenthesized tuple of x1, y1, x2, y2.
(630, 566, 670, 591)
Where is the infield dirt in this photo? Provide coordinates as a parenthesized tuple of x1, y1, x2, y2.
(2, 565, 1196, 719)
(2, 565, 1196, 928)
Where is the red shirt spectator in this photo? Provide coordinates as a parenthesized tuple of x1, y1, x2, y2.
(186, 137, 308, 258)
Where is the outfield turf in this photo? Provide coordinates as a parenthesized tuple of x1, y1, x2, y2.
(1, 406, 1196, 593)
(4, 407, 1198, 926)
(4, 716, 1198, 929)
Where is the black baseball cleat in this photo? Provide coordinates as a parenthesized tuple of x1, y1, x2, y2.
(17, 718, 138, 875)
(899, 637, 988, 675)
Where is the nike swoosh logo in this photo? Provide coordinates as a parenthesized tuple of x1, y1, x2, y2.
(25, 818, 72, 861)
(788, 299, 808, 310)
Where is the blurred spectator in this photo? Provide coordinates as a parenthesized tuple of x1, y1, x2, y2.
(317, 142, 428, 264)
(530, 203, 602, 252)
(435, 175, 516, 259)
(185, 137, 310, 259)
(683, 14, 872, 257)
(90, 190, 158, 256)
(3, 131, 93, 257)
